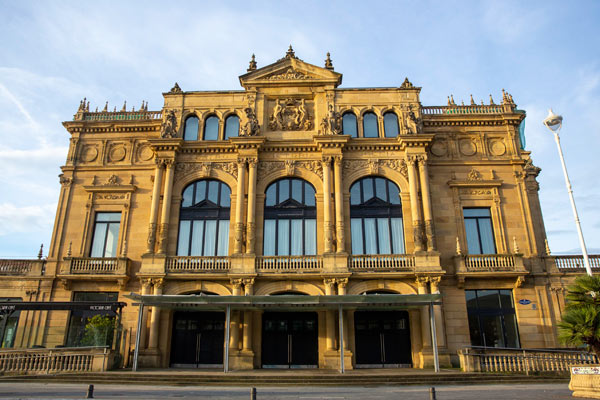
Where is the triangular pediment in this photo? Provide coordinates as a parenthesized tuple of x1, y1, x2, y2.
(239, 53, 342, 88)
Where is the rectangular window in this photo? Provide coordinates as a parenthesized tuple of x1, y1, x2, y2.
(0, 298, 21, 348)
(465, 289, 520, 348)
(263, 220, 276, 256)
(463, 208, 496, 254)
(66, 292, 118, 347)
(90, 212, 121, 257)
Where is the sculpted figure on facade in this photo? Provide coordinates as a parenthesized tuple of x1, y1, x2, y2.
(405, 105, 422, 135)
(241, 107, 260, 136)
(268, 98, 312, 131)
(160, 110, 177, 138)
(320, 103, 342, 135)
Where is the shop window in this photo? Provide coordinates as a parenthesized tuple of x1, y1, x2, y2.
(363, 112, 379, 138)
(183, 116, 199, 141)
(90, 212, 121, 257)
(465, 289, 520, 348)
(203, 116, 219, 141)
(383, 112, 399, 137)
(66, 292, 118, 347)
(224, 115, 239, 139)
(0, 298, 21, 348)
(463, 208, 496, 254)
(342, 112, 358, 138)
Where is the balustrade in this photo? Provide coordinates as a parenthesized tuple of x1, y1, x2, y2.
(554, 254, 600, 271)
(166, 256, 230, 273)
(465, 254, 515, 271)
(69, 258, 120, 274)
(81, 111, 161, 121)
(256, 256, 322, 273)
(421, 105, 512, 115)
(349, 254, 415, 271)
(0, 347, 112, 373)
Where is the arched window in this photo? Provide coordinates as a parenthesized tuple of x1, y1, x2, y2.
(177, 180, 231, 256)
(203, 116, 219, 141)
(224, 115, 239, 139)
(383, 112, 399, 138)
(183, 116, 199, 141)
(363, 112, 379, 138)
(342, 112, 358, 138)
(263, 179, 316, 256)
(350, 177, 404, 254)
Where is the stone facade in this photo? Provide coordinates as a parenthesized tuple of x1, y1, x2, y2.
(0, 48, 594, 370)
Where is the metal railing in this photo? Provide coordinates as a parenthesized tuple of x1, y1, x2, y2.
(465, 254, 515, 271)
(349, 254, 415, 271)
(0, 347, 111, 374)
(553, 254, 600, 271)
(166, 256, 230, 273)
(69, 258, 119, 274)
(459, 347, 598, 374)
(421, 104, 514, 115)
(0, 259, 32, 275)
(256, 256, 323, 273)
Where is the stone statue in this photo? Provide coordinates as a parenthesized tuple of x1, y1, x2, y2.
(241, 107, 260, 136)
(405, 106, 421, 135)
(268, 98, 312, 131)
(160, 110, 177, 138)
(321, 103, 342, 135)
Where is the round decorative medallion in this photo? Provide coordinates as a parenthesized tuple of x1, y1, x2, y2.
(80, 146, 98, 162)
(489, 140, 506, 156)
(109, 145, 126, 162)
(430, 140, 447, 157)
(137, 144, 153, 162)
(459, 139, 477, 156)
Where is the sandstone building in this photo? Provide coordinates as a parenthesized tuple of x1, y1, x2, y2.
(1, 47, 596, 371)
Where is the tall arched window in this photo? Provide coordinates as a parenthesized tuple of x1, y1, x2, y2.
(183, 116, 199, 141)
(342, 112, 358, 138)
(263, 179, 316, 256)
(350, 177, 404, 254)
(363, 112, 379, 138)
(203, 116, 219, 141)
(224, 115, 239, 139)
(177, 180, 231, 256)
(383, 112, 399, 137)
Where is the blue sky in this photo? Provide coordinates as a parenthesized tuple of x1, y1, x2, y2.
(0, 1, 599, 257)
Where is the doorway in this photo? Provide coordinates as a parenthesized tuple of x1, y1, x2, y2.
(261, 312, 318, 368)
(170, 311, 224, 368)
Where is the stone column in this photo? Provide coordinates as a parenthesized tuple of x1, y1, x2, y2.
(418, 155, 436, 251)
(146, 160, 164, 253)
(336, 278, 349, 351)
(406, 156, 424, 252)
(416, 277, 431, 349)
(322, 157, 334, 253)
(139, 279, 152, 349)
(158, 160, 175, 254)
(333, 156, 345, 253)
(324, 278, 336, 350)
(148, 278, 164, 349)
(230, 279, 243, 350)
(245, 158, 257, 254)
(242, 278, 254, 351)
(234, 159, 247, 254)
(429, 276, 446, 347)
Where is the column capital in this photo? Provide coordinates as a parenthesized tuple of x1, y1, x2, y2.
(416, 276, 429, 289)
(152, 278, 164, 291)
(333, 155, 343, 166)
(231, 278, 244, 290)
(321, 155, 333, 166)
(416, 154, 428, 164)
(335, 278, 348, 288)
(247, 157, 258, 167)
(324, 278, 336, 289)
(140, 278, 153, 290)
(429, 276, 442, 294)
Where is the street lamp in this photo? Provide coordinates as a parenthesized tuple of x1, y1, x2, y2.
(543, 109, 592, 276)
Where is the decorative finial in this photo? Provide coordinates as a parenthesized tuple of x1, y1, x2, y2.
(140, 100, 145, 111)
(286, 45, 296, 59)
(247, 54, 257, 72)
(113, 106, 117, 112)
(324, 52, 334, 70)
(545, 238, 551, 255)
(456, 237, 462, 255)
(450, 95, 456, 106)
(470, 94, 475, 106)
(102, 101, 108, 112)
(95, 106, 98, 112)
(85, 100, 90, 112)
(447, 96, 452, 106)
(38, 244, 43, 260)
(489, 94, 495, 105)
(513, 236, 520, 254)
(66, 241, 72, 257)
(169, 82, 182, 94)
(400, 77, 414, 89)
(121, 101, 127, 112)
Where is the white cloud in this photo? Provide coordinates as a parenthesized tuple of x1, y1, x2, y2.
(0, 202, 56, 235)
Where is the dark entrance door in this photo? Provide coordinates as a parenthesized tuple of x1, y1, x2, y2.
(354, 310, 412, 367)
(262, 312, 318, 368)
(170, 311, 224, 368)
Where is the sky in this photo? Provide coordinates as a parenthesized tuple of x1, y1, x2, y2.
(0, 0, 599, 258)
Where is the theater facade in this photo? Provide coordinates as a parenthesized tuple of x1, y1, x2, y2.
(1, 47, 593, 371)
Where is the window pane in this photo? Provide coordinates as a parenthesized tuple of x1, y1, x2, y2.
(465, 290, 478, 309)
(499, 290, 514, 309)
(279, 180, 289, 203)
(342, 113, 358, 137)
(363, 113, 379, 138)
(292, 179, 302, 203)
(184, 116, 199, 141)
(377, 218, 391, 254)
(265, 184, 276, 206)
(90, 223, 106, 257)
(350, 182, 361, 205)
(217, 220, 229, 256)
(304, 219, 316, 255)
(277, 219, 290, 255)
(351, 218, 363, 254)
(477, 290, 501, 309)
(263, 220, 276, 256)
(182, 185, 194, 207)
(104, 223, 119, 257)
(96, 213, 121, 222)
(304, 184, 315, 206)
(203, 116, 219, 141)
(190, 220, 204, 256)
(220, 184, 231, 207)
(478, 218, 496, 254)
(388, 182, 400, 205)
(468, 314, 483, 346)
(195, 181, 207, 204)
(203, 220, 217, 256)
(224, 115, 239, 139)
(375, 178, 387, 201)
(363, 178, 374, 202)
(390, 217, 405, 253)
(464, 219, 482, 254)
(177, 221, 191, 256)
(383, 112, 399, 137)
(290, 220, 303, 255)
(207, 181, 219, 204)
(463, 208, 491, 217)
(364, 218, 377, 254)
(481, 315, 505, 347)
(503, 313, 520, 348)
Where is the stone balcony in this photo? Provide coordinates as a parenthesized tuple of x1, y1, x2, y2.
(0, 259, 45, 276)
(166, 256, 230, 273)
(256, 255, 323, 273)
(551, 254, 600, 273)
(454, 253, 528, 287)
(58, 257, 130, 289)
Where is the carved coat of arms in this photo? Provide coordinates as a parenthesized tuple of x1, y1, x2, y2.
(268, 98, 312, 131)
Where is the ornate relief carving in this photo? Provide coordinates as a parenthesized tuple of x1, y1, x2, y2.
(400, 77, 414, 89)
(268, 98, 312, 131)
(266, 68, 311, 80)
(285, 160, 296, 176)
(296, 160, 323, 179)
(104, 174, 119, 185)
(95, 193, 126, 200)
(320, 103, 342, 135)
(136, 144, 154, 162)
(460, 188, 492, 196)
(257, 161, 283, 181)
(160, 110, 178, 138)
(168, 82, 183, 94)
(380, 159, 408, 178)
(467, 168, 482, 181)
(59, 174, 73, 187)
(404, 105, 422, 134)
(488, 139, 506, 156)
(241, 107, 260, 136)
(175, 161, 237, 180)
(459, 139, 477, 156)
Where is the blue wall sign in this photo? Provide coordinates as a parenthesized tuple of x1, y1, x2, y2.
(518, 299, 532, 305)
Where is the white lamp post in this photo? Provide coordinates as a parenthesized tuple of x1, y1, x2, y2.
(543, 109, 592, 276)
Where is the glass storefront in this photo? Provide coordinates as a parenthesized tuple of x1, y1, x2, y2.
(466, 289, 520, 348)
